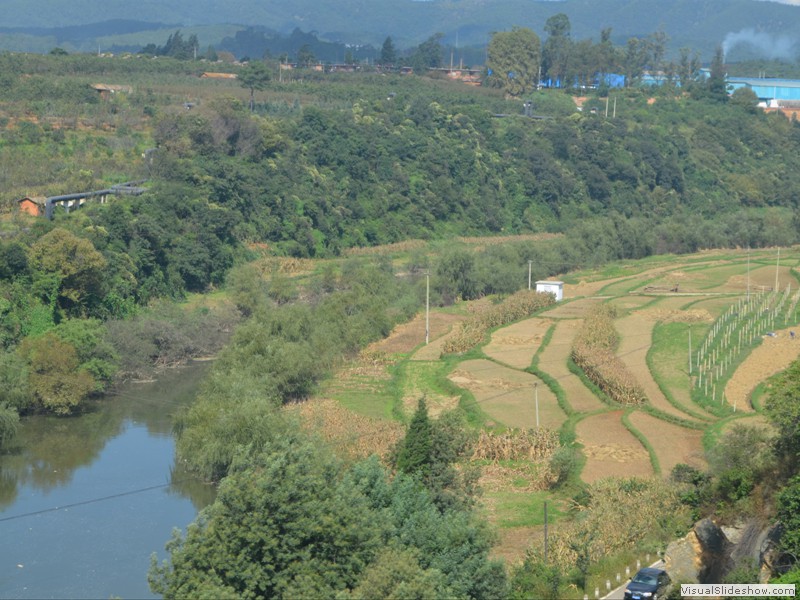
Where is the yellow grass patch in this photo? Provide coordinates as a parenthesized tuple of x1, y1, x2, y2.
(292, 398, 404, 460)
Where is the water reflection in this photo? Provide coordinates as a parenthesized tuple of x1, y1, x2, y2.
(0, 362, 215, 600)
(0, 362, 212, 510)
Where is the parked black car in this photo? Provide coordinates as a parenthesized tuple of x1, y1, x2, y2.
(623, 567, 671, 600)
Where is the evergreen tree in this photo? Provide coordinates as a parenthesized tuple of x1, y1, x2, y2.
(380, 36, 397, 66)
(395, 398, 433, 476)
(706, 45, 729, 102)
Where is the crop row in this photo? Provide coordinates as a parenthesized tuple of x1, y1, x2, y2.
(571, 304, 647, 406)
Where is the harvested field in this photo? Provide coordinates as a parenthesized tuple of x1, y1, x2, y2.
(627, 411, 706, 475)
(606, 294, 658, 313)
(483, 317, 552, 369)
(722, 264, 795, 293)
(616, 311, 706, 423)
(542, 297, 605, 320)
(449, 359, 566, 430)
(369, 311, 465, 356)
(725, 327, 800, 412)
(536, 319, 605, 413)
(576, 411, 652, 482)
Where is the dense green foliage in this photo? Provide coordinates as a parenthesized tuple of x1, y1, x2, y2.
(3, 49, 800, 420)
(151, 428, 506, 599)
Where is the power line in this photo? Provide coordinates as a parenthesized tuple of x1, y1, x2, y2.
(0, 480, 193, 524)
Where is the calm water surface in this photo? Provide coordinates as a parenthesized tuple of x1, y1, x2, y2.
(0, 363, 215, 600)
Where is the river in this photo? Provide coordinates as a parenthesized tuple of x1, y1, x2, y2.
(0, 362, 215, 600)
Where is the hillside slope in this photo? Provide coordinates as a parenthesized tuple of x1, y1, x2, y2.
(2, 0, 799, 58)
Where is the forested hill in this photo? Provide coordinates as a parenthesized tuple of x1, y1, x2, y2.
(140, 77, 800, 260)
(3, 0, 800, 59)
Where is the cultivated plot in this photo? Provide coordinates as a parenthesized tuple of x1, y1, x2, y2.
(724, 328, 800, 413)
(627, 410, 705, 474)
(483, 317, 552, 369)
(576, 411, 652, 482)
(449, 359, 566, 430)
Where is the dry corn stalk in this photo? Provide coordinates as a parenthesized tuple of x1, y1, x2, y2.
(571, 304, 646, 405)
(442, 290, 555, 354)
(472, 428, 559, 462)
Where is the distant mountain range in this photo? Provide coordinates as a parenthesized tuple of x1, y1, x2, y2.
(2, 0, 799, 62)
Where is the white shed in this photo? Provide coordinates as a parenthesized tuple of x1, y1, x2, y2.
(535, 280, 564, 301)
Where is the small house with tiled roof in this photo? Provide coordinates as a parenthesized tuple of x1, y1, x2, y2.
(17, 196, 46, 217)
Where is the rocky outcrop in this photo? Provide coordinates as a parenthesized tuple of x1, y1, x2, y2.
(664, 518, 789, 584)
(664, 519, 732, 584)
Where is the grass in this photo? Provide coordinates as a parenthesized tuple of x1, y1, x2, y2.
(648, 321, 716, 421)
(485, 488, 569, 529)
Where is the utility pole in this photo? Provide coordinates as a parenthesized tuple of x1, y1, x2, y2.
(534, 381, 540, 428)
(688, 328, 692, 375)
(425, 272, 430, 345)
(544, 500, 549, 563)
(776, 247, 781, 292)
(747, 247, 751, 300)
(528, 261, 532, 290)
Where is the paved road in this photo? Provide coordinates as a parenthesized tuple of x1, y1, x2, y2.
(601, 560, 666, 600)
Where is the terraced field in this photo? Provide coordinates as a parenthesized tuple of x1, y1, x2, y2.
(310, 247, 800, 562)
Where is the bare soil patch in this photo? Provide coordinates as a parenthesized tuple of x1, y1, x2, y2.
(449, 359, 566, 430)
(725, 328, 800, 412)
(536, 319, 605, 413)
(576, 411, 652, 483)
(627, 411, 706, 475)
(484, 317, 552, 369)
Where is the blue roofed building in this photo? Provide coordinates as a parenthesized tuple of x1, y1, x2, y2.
(727, 76, 800, 105)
